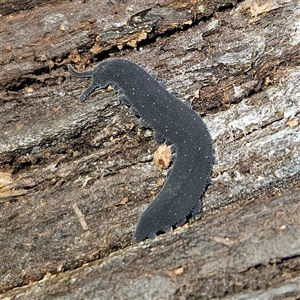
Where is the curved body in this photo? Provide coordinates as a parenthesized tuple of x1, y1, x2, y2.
(68, 59, 213, 242)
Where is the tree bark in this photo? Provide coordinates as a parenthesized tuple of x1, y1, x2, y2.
(1, 0, 299, 298)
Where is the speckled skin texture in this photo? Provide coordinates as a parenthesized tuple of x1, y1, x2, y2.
(68, 59, 213, 242)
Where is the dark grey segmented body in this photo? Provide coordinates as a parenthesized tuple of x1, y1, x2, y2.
(68, 59, 213, 242)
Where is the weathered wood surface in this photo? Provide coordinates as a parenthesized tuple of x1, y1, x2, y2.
(2, 189, 300, 299)
(1, 0, 300, 298)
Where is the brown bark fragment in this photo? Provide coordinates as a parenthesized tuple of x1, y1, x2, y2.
(153, 145, 172, 169)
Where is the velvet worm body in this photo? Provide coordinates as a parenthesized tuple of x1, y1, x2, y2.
(68, 59, 213, 242)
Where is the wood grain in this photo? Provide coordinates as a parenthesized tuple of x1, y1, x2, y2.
(1, 0, 299, 298)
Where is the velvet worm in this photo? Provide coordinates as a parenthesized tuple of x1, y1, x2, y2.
(68, 59, 213, 242)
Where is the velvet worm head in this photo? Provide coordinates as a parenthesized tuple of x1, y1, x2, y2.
(68, 59, 214, 242)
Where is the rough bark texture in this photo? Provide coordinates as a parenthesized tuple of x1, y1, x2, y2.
(0, 0, 299, 299)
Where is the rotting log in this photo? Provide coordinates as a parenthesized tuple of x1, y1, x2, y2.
(1, 0, 300, 298)
(2, 189, 300, 299)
